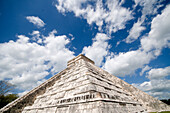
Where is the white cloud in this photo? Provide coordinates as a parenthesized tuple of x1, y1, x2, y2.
(133, 0, 161, 19)
(43, 30, 74, 74)
(17, 35, 30, 43)
(55, 0, 133, 34)
(140, 65, 151, 76)
(103, 5, 170, 77)
(18, 90, 29, 97)
(148, 92, 170, 100)
(141, 5, 170, 52)
(132, 66, 170, 99)
(125, 19, 145, 43)
(148, 66, 170, 80)
(82, 33, 110, 66)
(0, 30, 74, 93)
(125, 0, 163, 43)
(105, 0, 133, 33)
(132, 81, 152, 92)
(26, 16, 45, 28)
(30, 31, 42, 43)
(103, 50, 154, 77)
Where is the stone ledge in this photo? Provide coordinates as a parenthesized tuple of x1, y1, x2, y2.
(24, 97, 142, 110)
(67, 54, 95, 67)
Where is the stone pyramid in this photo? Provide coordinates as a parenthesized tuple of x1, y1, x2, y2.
(1, 54, 169, 113)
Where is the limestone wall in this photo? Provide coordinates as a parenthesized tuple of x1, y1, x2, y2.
(22, 57, 146, 113)
(88, 62, 170, 112)
(1, 54, 169, 113)
(0, 69, 66, 113)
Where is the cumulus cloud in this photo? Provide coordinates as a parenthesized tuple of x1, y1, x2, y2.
(82, 33, 110, 66)
(140, 65, 151, 76)
(148, 66, 170, 80)
(55, 0, 132, 33)
(103, 5, 170, 77)
(132, 66, 170, 99)
(125, 0, 163, 43)
(132, 81, 152, 92)
(141, 4, 170, 52)
(107, 5, 170, 99)
(125, 19, 145, 43)
(26, 16, 45, 28)
(0, 30, 74, 93)
(103, 50, 154, 76)
(30, 30, 42, 43)
(133, 0, 161, 19)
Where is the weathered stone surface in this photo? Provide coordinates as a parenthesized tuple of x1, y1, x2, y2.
(0, 54, 169, 113)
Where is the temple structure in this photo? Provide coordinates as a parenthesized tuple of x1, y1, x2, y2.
(0, 54, 169, 113)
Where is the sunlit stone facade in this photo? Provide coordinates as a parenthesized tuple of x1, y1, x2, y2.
(1, 54, 169, 113)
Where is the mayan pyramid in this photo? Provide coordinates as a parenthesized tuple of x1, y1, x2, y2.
(0, 54, 169, 113)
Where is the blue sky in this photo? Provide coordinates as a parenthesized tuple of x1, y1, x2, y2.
(0, 0, 170, 99)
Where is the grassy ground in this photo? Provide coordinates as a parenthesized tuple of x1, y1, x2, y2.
(160, 111, 170, 113)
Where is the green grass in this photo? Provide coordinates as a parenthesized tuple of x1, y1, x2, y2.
(149, 111, 170, 113)
(160, 111, 170, 113)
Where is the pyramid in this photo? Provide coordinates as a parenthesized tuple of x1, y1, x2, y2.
(0, 54, 169, 113)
